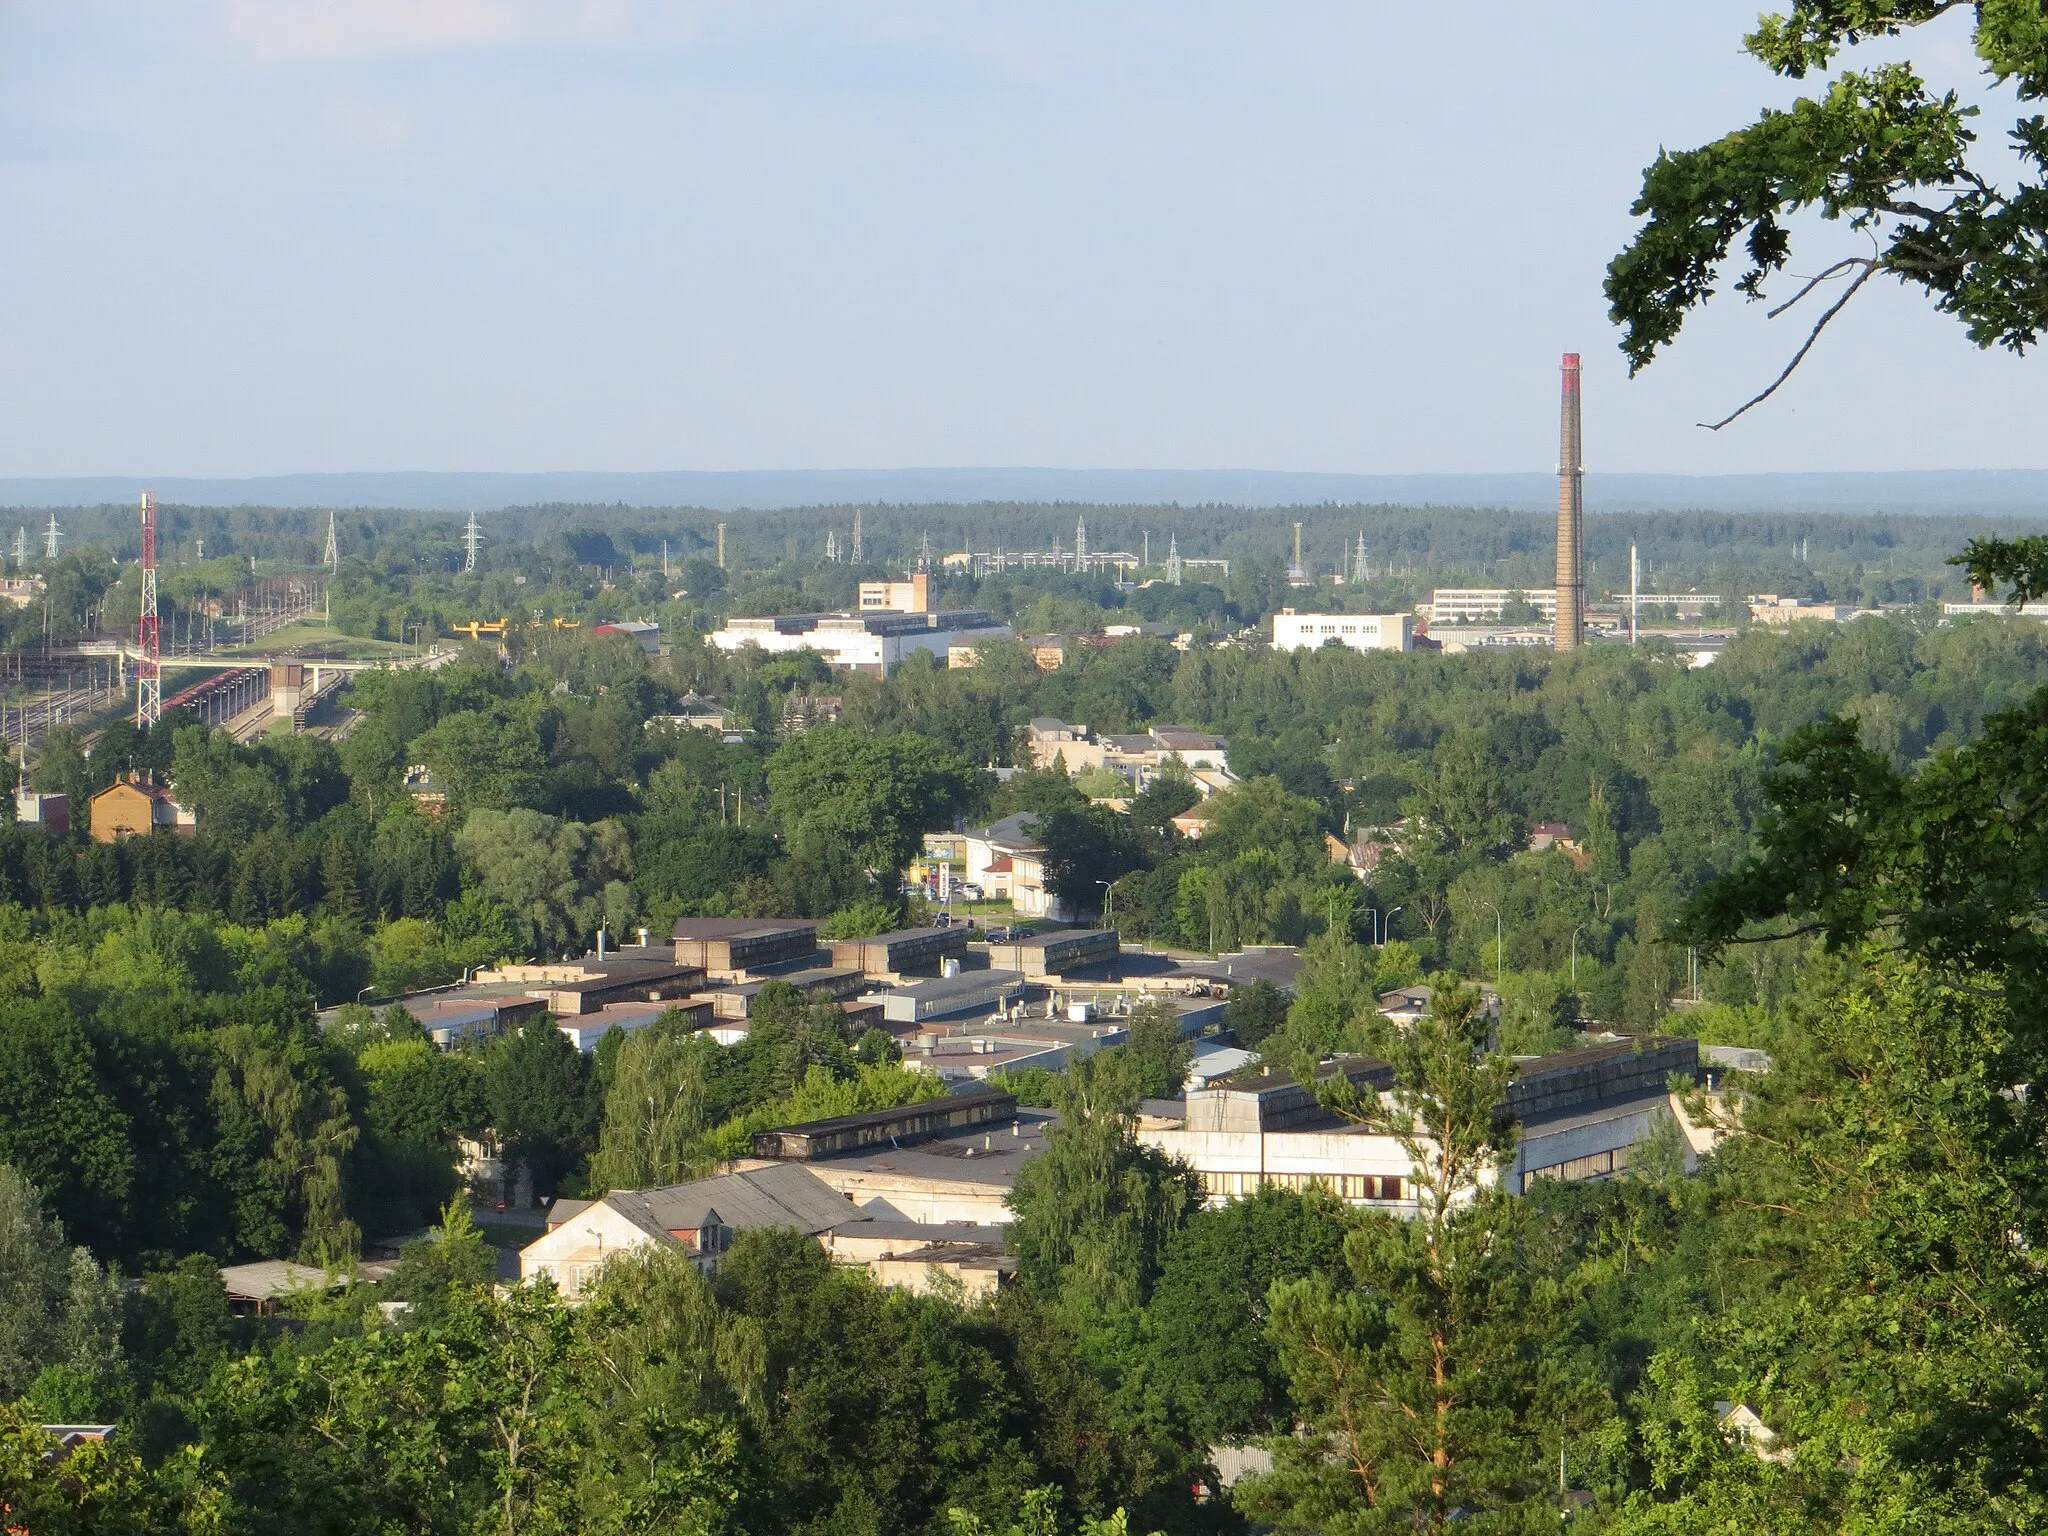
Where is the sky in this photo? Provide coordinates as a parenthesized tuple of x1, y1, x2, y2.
(2, 0, 2043, 479)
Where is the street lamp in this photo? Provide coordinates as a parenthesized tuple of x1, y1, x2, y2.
(1095, 879, 1115, 930)
(1481, 900, 1504, 981)
(1382, 905, 1403, 946)
(1571, 925, 1586, 985)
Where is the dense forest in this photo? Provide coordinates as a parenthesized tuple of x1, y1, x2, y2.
(4, 504, 2048, 1531)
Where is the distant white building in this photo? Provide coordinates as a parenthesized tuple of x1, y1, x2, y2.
(1139, 1037, 1706, 1209)
(1425, 588, 1558, 624)
(1270, 610, 1414, 653)
(712, 610, 1013, 677)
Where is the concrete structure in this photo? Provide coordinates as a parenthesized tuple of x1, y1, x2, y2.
(880, 968, 1027, 1023)
(474, 954, 706, 1016)
(406, 992, 549, 1048)
(711, 609, 1013, 677)
(846, 1234, 1014, 1300)
(1750, 596, 1856, 624)
(857, 573, 931, 614)
(751, 1088, 1016, 1160)
(557, 999, 713, 1052)
(1555, 352, 1585, 651)
(88, 774, 195, 841)
(773, 1108, 1055, 1225)
(670, 918, 821, 975)
(982, 929, 1120, 978)
(1139, 1039, 1702, 1209)
(1424, 588, 1559, 624)
(1508, 1037, 1701, 1191)
(830, 926, 970, 981)
(1270, 611, 1415, 653)
(704, 967, 868, 1019)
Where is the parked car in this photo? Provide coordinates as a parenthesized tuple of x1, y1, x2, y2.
(957, 883, 984, 901)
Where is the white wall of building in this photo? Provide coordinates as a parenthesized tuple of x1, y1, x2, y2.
(1270, 612, 1415, 653)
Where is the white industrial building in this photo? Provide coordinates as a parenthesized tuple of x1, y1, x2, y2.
(1270, 611, 1415, 653)
(712, 610, 1013, 677)
(1424, 588, 1559, 624)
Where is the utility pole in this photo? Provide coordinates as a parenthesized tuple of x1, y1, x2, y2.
(463, 510, 483, 572)
(137, 492, 161, 728)
(323, 510, 339, 570)
(851, 508, 863, 565)
(43, 513, 61, 561)
(1629, 541, 1640, 644)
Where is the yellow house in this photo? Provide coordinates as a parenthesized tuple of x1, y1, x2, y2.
(88, 774, 194, 843)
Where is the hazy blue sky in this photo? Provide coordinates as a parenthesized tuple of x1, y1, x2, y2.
(3, 1, 2042, 478)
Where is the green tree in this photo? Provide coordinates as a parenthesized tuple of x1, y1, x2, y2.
(1271, 925, 1377, 1065)
(1244, 981, 1555, 1533)
(766, 726, 982, 891)
(587, 1012, 713, 1192)
(454, 809, 632, 956)
(484, 1017, 596, 1199)
(1607, 2, 2048, 426)
(412, 707, 547, 813)
(1144, 1186, 1354, 1446)
(381, 1197, 502, 1328)
(1007, 1051, 1201, 1324)
(1119, 999, 1191, 1099)
(1221, 976, 1292, 1049)
(0, 1164, 122, 1411)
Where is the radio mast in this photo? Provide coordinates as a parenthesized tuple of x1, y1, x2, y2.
(138, 492, 161, 727)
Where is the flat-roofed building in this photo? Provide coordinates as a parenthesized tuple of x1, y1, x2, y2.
(702, 966, 868, 1019)
(830, 926, 970, 980)
(1270, 611, 1414, 653)
(750, 1087, 1016, 1160)
(1508, 1037, 1701, 1190)
(407, 993, 549, 1048)
(556, 999, 714, 1052)
(758, 1107, 1055, 1225)
(1424, 588, 1559, 624)
(711, 609, 1014, 677)
(670, 918, 822, 975)
(1139, 1040, 1705, 1209)
(476, 954, 706, 1016)
(880, 968, 1026, 1023)
(983, 929, 1120, 978)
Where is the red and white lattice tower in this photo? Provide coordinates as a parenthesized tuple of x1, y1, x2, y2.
(138, 491, 161, 727)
